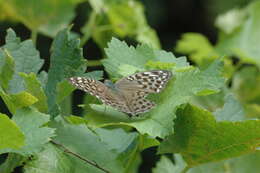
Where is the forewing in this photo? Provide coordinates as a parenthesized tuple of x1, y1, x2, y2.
(115, 70, 172, 93)
(69, 77, 132, 113)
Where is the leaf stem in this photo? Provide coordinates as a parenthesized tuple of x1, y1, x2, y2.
(31, 30, 37, 45)
(80, 11, 97, 47)
(180, 166, 190, 173)
(50, 140, 110, 173)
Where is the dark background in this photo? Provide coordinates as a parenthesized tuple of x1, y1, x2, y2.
(0, 0, 252, 172)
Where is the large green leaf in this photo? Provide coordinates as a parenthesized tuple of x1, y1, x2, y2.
(0, 0, 83, 37)
(0, 113, 24, 150)
(2, 29, 43, 93)
(50, 120, 126, 173)
(0, 108, 55, 155)
(84, 39, 224, 138)
(45, 28, 86, 117)
(159, 104, 260, 166)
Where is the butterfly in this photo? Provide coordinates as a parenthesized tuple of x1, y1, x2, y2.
(69, 70, 172, 117)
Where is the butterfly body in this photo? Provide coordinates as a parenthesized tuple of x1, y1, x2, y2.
(69, 70, 172, 116)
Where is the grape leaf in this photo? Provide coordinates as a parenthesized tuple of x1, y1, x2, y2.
(45, 28, 86, 117)
(50, 120, 125, 173)
(2, 29, 43, 93)
(159, 104, 260, 166)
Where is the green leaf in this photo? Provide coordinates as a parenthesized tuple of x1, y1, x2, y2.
(232, 66, 260, 103)
(23, 143, 75, 173)
(153, 155, 186, 173)
(215, 1, 260, 67)
(214, 94, 245, 121)
(86, 58, 224, 138)
(215, 8, 247, 34)
(2, 29, 43, 93)
(0, 0, 83, 37)
(189, 152, 260, 173)
(0, 113, 25, 150)
(175, 33, 219, 66)
(87, 0, 160, 48)
(0, 88, 38, 114)
(103, 38, 188, 78)
(20, 72, 48, 113)
(0, 108, 55, 155)
(45, 28, 86, 117)
(51, 120, 125, 173)
(0, 49, 14, 91)
(175, 33, 235, 79)
(159, 104, 260, 166)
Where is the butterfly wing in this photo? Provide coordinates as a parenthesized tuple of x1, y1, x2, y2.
(69, 77, 132, 114)
(115, 70, 172, 93)
(115, 70, 172, 115)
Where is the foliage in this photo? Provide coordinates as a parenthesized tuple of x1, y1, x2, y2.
(0, 0, 259, 173)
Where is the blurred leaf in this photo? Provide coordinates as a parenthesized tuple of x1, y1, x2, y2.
(20, 72, 48, 113)
(232, 66, 260, 103)
(0, 0, 83, 37)
(0, 87, 38, 114)
(159, 104, 260, 166)
(0, 49, 14, 91)
(0, 108, 55, 155)
(0, 153, 25, 173)
(51, 120, 125, 173)
(2, 29, 43, 93)
(215, 1, 260, 67)
(0, 113, 24, 150)
(175, 33, 235, 78)
(175, 33, 219, 66)
(86, 0, 160, 48)
(153, 155, 186, 173)
(214, 94, 245, 121)
(45, 28, 86, 117)
(215, 8, 247, 34)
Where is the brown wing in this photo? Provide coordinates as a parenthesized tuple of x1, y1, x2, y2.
(69, 77, 132, 114)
